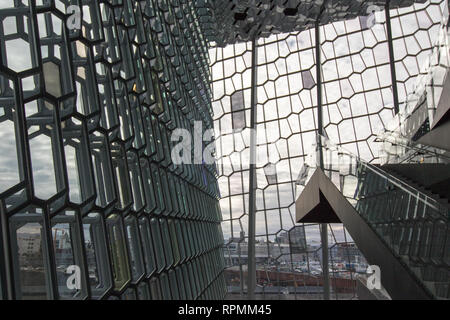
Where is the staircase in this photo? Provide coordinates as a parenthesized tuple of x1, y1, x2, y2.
(381, 164, 450, 205)
(296, 136, 450, 299)
(355, 164, 450, 299)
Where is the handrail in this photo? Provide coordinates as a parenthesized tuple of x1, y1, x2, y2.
(299, 135, 450, 299)
(377, 132, 450, 165)
(310, 135, 449, 219)
(362, 160, 445, 214)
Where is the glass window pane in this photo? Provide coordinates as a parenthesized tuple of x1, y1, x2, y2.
(124, 216, 145, 282)
(138, 217, 157, 277)
(137, 282, 150, 300)
(51, 210, 87, 300)
(82, 212, 112, 298)
(106, 214, 131, 291)
(9, 207, 50, 300)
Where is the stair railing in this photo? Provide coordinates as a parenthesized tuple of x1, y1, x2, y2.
(299, 135, 450, 298)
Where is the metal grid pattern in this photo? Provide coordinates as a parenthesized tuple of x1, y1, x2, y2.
(0, 0, 225, 300)
(210, 0, 447, 298)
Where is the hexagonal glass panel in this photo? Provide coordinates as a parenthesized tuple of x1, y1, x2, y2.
(51, 210, 87, 300)
(9, 207, 50, 300)
(82, 212, 112, 299)
(106, 214, 131, 292)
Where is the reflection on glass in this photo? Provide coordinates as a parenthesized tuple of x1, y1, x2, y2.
(90, 131, 116, 208)
(83, 212, 112, 298)
(51, 216, 78, 299)
(0, 101, 21, 194)
(5, 36, 34, 72)
(127, 151, 145, 212)
(27, 100, 63, 201)
(137, 282, 150, 300)
(10, 209, 49, 300)
(43, 61, 62, 97)
(150, 217, 165, 272)
(231, 90, 245, 130)
(30, 131, 57, 199)
(106, 214, 131, 291)
(121, 288, 136, 300)
(175, 267, 186, 300)
(63, 118, 95, 206)
(124, 216, 145, 282)
(111, 142, 132, 210)
(159, 218, 173, 268)
(168, 219, 180, 266)
(151, 71, 164, 115)
(168, 270, 179, 300)
(138, 217, 157, 276)
(159, 273, 171, 300)
(149, 277, 162, 300)
(51, 211, 89, 299)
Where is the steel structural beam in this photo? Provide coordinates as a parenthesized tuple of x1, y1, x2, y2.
(386, 0, 401, 114)
(247, 37, 258, 300)
(315, 14, 330, 299)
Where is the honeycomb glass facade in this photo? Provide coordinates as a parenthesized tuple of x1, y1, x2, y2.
(0, 0, 225, 300)
(0, 0, 449, 301)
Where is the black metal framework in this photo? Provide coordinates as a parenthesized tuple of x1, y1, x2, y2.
(0, 0, 225, 300)
(385, 1, 401, 114)
(199, 0, 428, 46)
